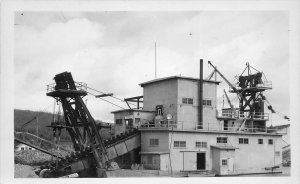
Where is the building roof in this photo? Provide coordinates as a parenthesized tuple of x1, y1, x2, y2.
(111, 109, 155, 114)
(210, 145, 239, 150)
(139, 76, 221, 87)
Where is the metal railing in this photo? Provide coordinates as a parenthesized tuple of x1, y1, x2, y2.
(46, 82, 87, 93)
(257, 81, 272, 89)
(140, 120, 178, 129)
(195, 122, 287, 134)
(217, 110, 269, 120)
(232, 81, 272, 90)
(139, 120, 286, 134)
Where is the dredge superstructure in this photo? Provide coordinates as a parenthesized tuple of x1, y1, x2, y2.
(17, 60, 288, 177)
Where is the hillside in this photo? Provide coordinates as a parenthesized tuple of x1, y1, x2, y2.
(14, 109, 113, 141)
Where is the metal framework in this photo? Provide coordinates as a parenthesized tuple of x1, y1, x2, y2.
(232, 62, 271, 113)
(46, 72, 109, 177)
(124, 95, 143, 109)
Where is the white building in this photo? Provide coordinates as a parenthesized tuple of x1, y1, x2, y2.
(15, 143, 35, 151)
(112, 69, 286, 175)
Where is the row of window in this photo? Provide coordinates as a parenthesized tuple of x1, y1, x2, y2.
(182, 98, 212, 106)
(218, 137, 274, 145)
(239, 138, 273, 145)
(182, 98, 193, 104)
(149, 139, 208, 148)
(115, 118, 141, 125)
(149, 137, 274, 148)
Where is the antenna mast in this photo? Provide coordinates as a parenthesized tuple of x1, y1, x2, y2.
(155, 42, 157, 78)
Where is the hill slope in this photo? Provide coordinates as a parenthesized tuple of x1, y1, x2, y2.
(14, 109, 113, 141)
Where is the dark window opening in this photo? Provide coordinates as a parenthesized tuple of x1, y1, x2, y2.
(268, 139, 273, 145)
(222, 159, 227, 166)
(203, 99, 212, 106)
(150, 139, 159, 146)
(116, 119, 122, 125)
(156, 105, 163, 116)
(239, 138, 249, 144)
(125, 119, 133, 129)
(224, 120, 228, 131)
(217, 137, 227, 143)
(182, 98, 193, 104)
(197, 122, 203, 129)
(239, 138, 243, 144)
(174, 141, 186, 148)
(258, 139, 263, 144)
(196, 141, 207, 148)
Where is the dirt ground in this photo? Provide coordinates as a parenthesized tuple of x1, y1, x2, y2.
(14, 163, 290, 178)
(14, 164, 38, 178)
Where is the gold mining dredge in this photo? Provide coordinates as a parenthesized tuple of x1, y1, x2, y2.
(33, 72, 141, 178)
(16, 60, 289, 177)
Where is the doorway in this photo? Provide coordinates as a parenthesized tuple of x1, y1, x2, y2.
(224, 120, 228, 131)
(197, 152, 206, 170)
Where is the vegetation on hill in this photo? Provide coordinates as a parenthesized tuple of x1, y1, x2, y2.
(14, 109, 113, 141)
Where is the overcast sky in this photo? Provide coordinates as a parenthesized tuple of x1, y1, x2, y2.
(14, 11, 290, 125)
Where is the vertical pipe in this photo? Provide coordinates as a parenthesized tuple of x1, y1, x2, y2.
(199, 59, 203, 126)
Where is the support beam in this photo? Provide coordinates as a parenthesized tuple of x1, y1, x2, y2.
(95, 93, 113, 98)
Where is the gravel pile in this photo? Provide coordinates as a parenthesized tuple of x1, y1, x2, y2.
(14, 164, 38, 178)
(15, 150, 53, 166)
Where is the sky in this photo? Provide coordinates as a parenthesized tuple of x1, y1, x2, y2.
(14, 11, 290, 125)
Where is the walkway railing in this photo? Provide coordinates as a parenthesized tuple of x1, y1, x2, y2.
(140, 120, 178, 129)
(232, 81, 272, 90)
(217, 110, 269, 120)
(139, 121, 286, 134)
(46, 82, 87, 93)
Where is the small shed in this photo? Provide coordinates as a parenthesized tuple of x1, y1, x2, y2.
(211, 145, 238, 175)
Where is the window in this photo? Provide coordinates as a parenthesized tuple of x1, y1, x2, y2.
(174, 141, 186, 148)
(203, 99, 212, 106)
(196, 141, 207, 148)
(239, 138, 249, 144)
(150, 139, 159, 147)
(197, 122, 203, 129)
(239, 138, 243, 144)
(222, 159, 227, 165)
(116, 119, 122, 125)
(217, 137, 227, 143)
(156, 105, 163, 116)
(268, 139, 273, 145)
(135, 118, 141, 124)
(182, 98, 193, 104)
(29, 147, 32, 150)
(21, 147, 24, 150)
(125, 119, 133, 129)
(275, 151, 280, 156)
(258, 139, 263, 144)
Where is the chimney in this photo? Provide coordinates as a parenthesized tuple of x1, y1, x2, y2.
(198, 59, 203, 126)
